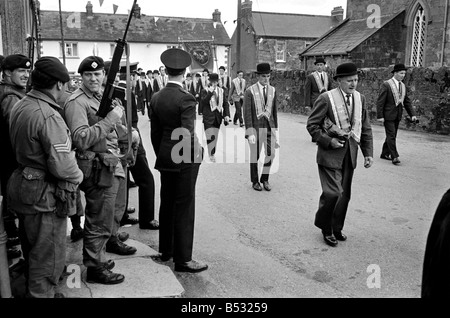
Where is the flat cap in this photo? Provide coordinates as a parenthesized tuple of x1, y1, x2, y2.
(160, 48, 191, 70)
(78, 56, 105, 74)
(1, 54, 31, 71)
(34, 56, 70, 82)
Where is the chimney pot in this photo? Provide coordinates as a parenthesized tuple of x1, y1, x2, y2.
(213, 9, 221, 22)
(134, 3, 141, 19)
(86, 1, 93, 18)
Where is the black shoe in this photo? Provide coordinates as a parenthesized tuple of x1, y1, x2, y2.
(252, 182, 262, 191)
(126, 206, 136, 213)
(334, 232, 347, 241)
(392, 157, 401, 165)
(7, 247, 21, 259)
(322, 233, 338, 247)
(139, 220, 159, 230)
(240, 124, 244, 127)
(86, 267, 125, 285)
(70, 228, 84, 242)
(106, 240, 137, 255)
(120, 215, 139, 226)
(151, 253, 172, 262)
(104, 259, 115, 270)
(6, 236, 20, 248)
(174, 260, 208, 273)
(118, 232, 129, 242)
(262, 181, 271, 191)
(380, 154, 391, 160)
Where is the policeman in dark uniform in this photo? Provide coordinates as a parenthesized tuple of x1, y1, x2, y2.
(8, 56, 83, 297)
(63, 56, 136, 285)
(150, 48, 207, 273)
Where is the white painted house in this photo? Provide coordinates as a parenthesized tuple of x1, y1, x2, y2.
(39, 2, 232, 76)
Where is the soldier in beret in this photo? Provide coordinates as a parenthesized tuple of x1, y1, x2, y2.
(63, 55, 136, 285)
(0, 54, 32, 261)
(150, 48, 207, 273)
(8, 56, 83, 297)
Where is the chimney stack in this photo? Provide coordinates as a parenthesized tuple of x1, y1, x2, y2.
(241, 0, 253, 20)
(212, 9, 221, 22)
(133, 3, 141, 19)
(331, 6, 344, 23)
(86, 1, 93, 18)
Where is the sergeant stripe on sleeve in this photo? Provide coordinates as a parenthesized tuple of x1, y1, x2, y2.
(53, 138, 71, 153)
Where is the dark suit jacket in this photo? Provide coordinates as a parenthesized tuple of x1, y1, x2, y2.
(189, 79, 202, 103)
(150, 83, 202, 172)
(422, 188, 450, 298)
(145, 80, 153, 103)
(306, 92, 373, 169)
(376, 81, 415, 121)
(243, 85, 278, 138)
(135, 80, 147, 107)
(201, 88, 230, 126)
(304, 72, 332, 107)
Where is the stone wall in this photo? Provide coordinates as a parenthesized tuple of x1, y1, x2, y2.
(242, 66, 450, 135)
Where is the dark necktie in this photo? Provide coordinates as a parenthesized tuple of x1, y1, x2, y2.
(263, 86, 267, 104)
(240, 79, 243, 91)
(321, 73, 324, 84)
(399, 82, 402, 95)
(346, 94, 352, 116)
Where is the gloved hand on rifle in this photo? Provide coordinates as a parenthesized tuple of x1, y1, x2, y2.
(105, 98, 124, 124)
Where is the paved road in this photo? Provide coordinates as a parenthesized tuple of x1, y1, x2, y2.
(135, 107, 450, 298)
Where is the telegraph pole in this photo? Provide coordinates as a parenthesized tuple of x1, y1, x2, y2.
(59, 0, 66, 65)
(236, 0, 242, 75)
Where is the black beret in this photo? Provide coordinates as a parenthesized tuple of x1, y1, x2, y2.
(34, 56, 70, 82)
(2, 54, 31, 71)
(160, 48, 191, 71)
(78, 56, 105, 74)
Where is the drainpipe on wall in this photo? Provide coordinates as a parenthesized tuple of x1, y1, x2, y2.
(442, 0, 449, 66)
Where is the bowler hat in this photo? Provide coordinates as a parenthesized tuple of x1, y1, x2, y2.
(256, 63, 271, 74)
(392, 63, 408, 73)
(208, 73, 219, 82)
(333, 62, 359, 80)
(219, 66, 226, 71)
(161, 48, 191, 71)
(314, 57, 326, 65)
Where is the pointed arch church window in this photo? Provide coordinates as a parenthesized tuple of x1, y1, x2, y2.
(410, 4, 427, 67)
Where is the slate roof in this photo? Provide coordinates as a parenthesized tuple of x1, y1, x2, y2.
(39, 10, 231, 45)
(252, 11, 335, 39)
(300, 11, 404, 56)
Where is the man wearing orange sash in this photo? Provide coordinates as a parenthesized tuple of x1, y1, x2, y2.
(307, 62, 373, 247)
(304, 57, 332, 111)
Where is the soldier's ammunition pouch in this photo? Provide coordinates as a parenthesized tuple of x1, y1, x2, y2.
(94, 153, 119, 188)
(76, 150, 96, 180)
(20, 167, 47, 205)
(54, 181, 78, 218)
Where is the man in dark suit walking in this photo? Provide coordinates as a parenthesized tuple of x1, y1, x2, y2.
(304, 57, 332, 111)
(306, 62, 374, 247)
(201, 73, 230, 162)
(377, 63, 417, 165)
(150, 48, 207, 273)
(135, 71, 147, 116)
(243, 63, 278, 192)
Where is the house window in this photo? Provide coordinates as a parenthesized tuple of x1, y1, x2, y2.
(276, 40, 287, 62)
(61, 42, 78, 57)
(410, 5, 427, 67)
(110, 44, 126, 59)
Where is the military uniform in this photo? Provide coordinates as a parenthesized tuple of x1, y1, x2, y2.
(8, 56, 83, 297)
(63, 57, 129, 282)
